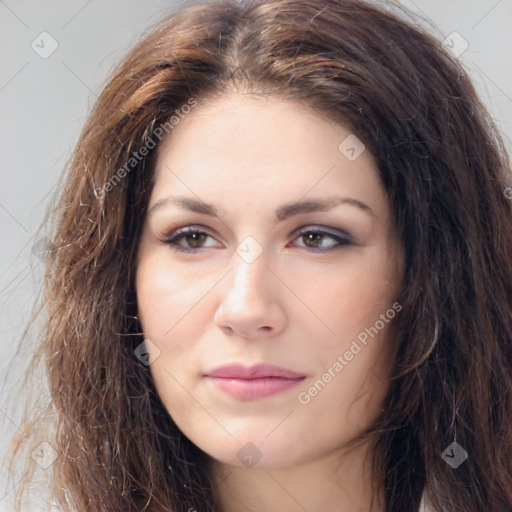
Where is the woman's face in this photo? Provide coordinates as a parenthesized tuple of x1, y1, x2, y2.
(136, 94, 403, 469)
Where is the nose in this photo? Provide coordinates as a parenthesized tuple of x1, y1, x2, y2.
(213, 251, 287, 339)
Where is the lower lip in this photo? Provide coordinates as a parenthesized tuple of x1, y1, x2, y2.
(207, 376, 305, 400)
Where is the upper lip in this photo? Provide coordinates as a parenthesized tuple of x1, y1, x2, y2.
(206, 363, 305, 379)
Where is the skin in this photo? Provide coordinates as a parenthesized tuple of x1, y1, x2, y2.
(136, 93, 404, 512)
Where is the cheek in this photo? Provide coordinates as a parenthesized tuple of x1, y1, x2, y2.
(136, 263, 175, 341)
(292, 254, 398, 342)
(136, 254, 210, 340)
(135, 258, 209, 413)
(291, 248, 400, 410)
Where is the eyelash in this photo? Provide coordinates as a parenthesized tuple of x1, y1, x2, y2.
(160, 225, 352, 254)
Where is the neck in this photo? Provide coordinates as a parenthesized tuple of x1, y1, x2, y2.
(209, 439, 385, 512)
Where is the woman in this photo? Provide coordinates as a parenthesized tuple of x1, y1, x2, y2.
(9, 0, 512, 510)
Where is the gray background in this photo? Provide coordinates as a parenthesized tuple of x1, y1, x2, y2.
(1, 0, 511, 509)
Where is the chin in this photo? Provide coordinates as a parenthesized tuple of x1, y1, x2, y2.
(195, 433, 316, 470)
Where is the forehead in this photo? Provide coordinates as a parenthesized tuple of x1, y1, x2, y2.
(150, 94, 385, 216)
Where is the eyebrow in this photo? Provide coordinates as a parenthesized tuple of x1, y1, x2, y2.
(147, 196, 375, 220)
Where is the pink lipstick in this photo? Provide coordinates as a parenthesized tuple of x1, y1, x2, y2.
(205, 363, 306, 400)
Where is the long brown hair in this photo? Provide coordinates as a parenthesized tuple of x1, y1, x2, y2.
(9, 0, 512, 510)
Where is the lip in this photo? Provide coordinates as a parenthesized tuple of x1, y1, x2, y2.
(205, 363, 306, 400)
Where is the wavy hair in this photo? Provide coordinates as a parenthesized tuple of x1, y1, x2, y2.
(9, 0, 512, 510)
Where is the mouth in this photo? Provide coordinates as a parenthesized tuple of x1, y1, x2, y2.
(204, 363, 306, 400)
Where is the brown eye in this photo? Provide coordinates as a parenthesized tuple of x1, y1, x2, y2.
(302, 232, 324, 248)
(162, 227, 220, 253)
(186, 232, 208, 247)
(291, 227, 351, 252)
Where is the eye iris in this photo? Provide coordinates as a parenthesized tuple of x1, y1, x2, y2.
(303, 232, 323, 247)
(187, 233, 206, 247)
